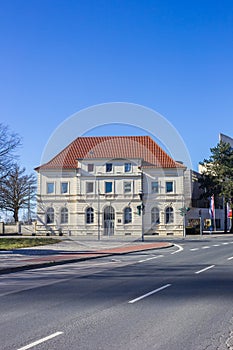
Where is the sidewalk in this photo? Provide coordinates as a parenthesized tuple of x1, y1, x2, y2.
(0, 237, 173, 275)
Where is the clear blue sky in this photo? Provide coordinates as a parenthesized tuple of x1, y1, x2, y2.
(0, 0, 233, 173)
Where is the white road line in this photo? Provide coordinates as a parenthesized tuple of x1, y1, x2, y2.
(213, 244, 220, 247)
(190, 248, 199, 251)
(171, 243, 183, 254)
(222, 242, 229, 245)
(227, 257, 233, 260)
(195, 265, 215, 274)
(138, 255, 164, 263)
(202, 246, 210, 249)
(128, 284, 171, 304)
(17, 332, 63, 350)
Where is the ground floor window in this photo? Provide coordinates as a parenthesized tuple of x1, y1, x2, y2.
(86, 207, 94, 224)
(61, 207, 68, 224)
(151, 207, 160, 224)
(124, 207, 132, 224)
(46, 207, 54, 224)
(165, 207, 174, 224)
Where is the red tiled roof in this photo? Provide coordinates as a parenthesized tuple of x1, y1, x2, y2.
(35, 136, 185, 171)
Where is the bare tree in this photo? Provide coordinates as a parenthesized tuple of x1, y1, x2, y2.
(0, 164, 36, 222)
(0, 123, 21, 183)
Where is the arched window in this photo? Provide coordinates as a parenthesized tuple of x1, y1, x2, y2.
(124, 207, 132, 224)
(61, 207, 68, 224)
(86, 207, 94, 224)
(165, 207, 174, 224)
(46, 207, 54, 224)
(151, 207, 160, 224)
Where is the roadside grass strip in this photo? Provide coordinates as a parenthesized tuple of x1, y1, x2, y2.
(17, 331, 63, 350)
(195, 265, 215, 274)
(128, 284, 171, 304)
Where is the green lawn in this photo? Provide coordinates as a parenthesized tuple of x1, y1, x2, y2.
(0, 238, 61, 250)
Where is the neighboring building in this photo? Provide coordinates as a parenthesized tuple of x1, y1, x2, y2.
(35, 136, 189, 237)
(219, 133, 233, 147)
(184, 169, 225, 232)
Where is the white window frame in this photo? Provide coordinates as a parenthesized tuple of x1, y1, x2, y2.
(61, 207, 68, 224)
(87, 163, 94, 172)
(124, 163, 132, 173)
(106, 163, 113, 173)
(61, 182, 69, 194)
(86, 182, 94, 193)
(105, 181, 113, 193)
(151, 181, 159, 194)
(47, 182, 55, 194)
(165, 181, 174, 193)
(124, 181, 132, 193)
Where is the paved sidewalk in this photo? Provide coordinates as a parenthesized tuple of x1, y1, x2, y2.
(0, 237, 173, 274)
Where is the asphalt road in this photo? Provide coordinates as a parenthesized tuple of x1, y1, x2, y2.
(0, 237, 232, 350)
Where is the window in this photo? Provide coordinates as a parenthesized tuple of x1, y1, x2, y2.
(46, 207, 54, 224)
(124, 181, 132, 193)
(47, 182, 54, 194)
(86, 182, 94, 193)
(124, 163, 131, 173)
(88, 164, 94, 172)
(124, 207, 132, 224)
(61, 207, 68, 224)
(151, 207, 160, 224)
(106, 163, 113, 172)
(151, 181, 159, 193)
(86, 207, 94, 224)
(166, 181, 173, 193)
(61, 182, 68, 194)
(165, 207, 174, 224)
(105, 181, 113, 193)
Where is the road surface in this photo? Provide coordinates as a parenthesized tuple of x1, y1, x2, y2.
(0, 237, 232, 350)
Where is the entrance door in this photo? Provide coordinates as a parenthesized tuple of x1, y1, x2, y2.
(104, 206, 115, 236)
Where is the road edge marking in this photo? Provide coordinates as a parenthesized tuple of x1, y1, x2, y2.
(171, 243, 183, 254)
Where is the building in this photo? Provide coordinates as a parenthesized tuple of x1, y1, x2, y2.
(35, 136, 193, 237)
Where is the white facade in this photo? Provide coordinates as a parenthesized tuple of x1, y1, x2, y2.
(36, 157, 187, 237)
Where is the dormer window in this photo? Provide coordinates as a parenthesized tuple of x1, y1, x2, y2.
(124, 163, 131, 172)
(88, 164, 94, 172)
(106, 163, 113, 172)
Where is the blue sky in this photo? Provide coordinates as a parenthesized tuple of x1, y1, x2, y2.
(0, 0, 233, 173)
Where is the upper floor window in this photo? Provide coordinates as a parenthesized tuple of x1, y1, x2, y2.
(47, 182, 54, 194)
(61, 207, 68, 224)
(86, 182, 94, 193)
(88, 163, 94, 172)
(166, 181, 173, 193)
(46, 207, 54, 224)
(86, 207, 94, 224)
(124, 181, 132, 193)
(124, 163, 131, 173)
(61, 182, 68, 194)
(105, 181, 113, 193)
(151, 181, 159, 193)
(124, 207, 132, 224)
(165, 207, 174, 224)
(106, 163, 113, 172)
